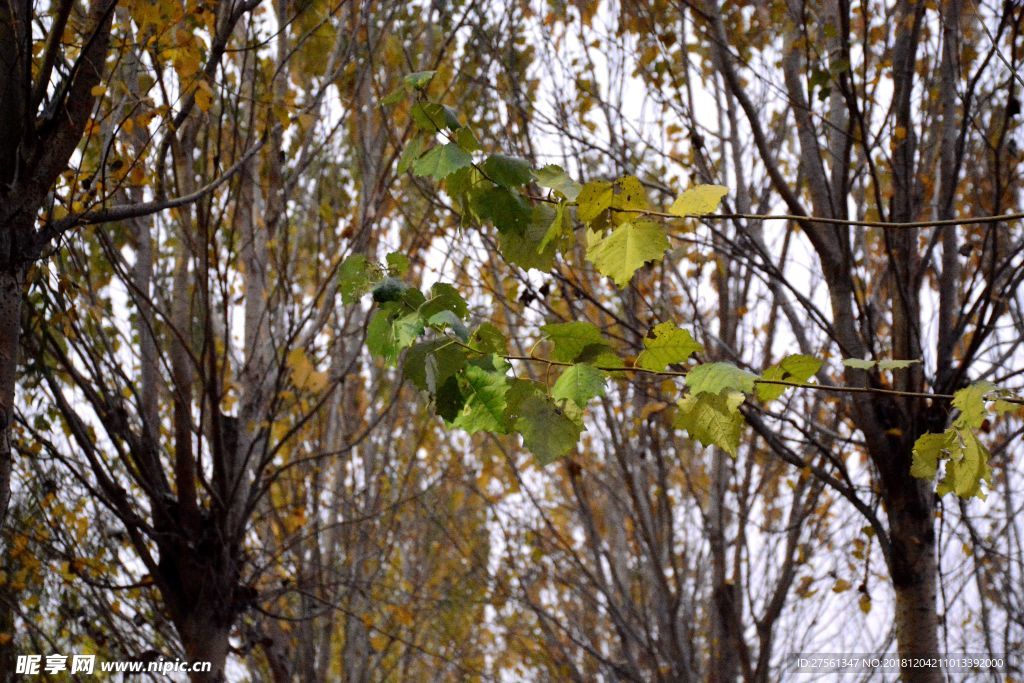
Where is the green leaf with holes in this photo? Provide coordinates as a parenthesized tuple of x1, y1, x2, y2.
(512, 391, 583, 465)
(339, 254, 373, 304)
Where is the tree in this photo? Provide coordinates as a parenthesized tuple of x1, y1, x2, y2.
(4, 1, 1022, 680)
(5, 1, 510, 680)
(353, 1, 1024, 679)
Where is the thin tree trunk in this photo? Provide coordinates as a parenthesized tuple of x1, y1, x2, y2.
(0, 270, 22, 525)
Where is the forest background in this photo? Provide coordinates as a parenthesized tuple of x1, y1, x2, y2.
(0, 0, 1023, 681)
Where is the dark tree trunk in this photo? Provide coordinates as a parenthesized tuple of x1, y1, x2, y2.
(179, 612, 232, 683)
(157, 529, 243, 683)
(0, 270, 21, 526)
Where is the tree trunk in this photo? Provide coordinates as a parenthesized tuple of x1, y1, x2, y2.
(179, 611, 232, 683)
(0, 571, 16, 683)
(158, 531, 240, 683)
(894, 560, 942, 683)
(887, 475, 942, 683)
(0, 270, 22, 526)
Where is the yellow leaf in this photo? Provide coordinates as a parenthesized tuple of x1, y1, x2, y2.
(90, 84, 106, 97)
(369, 634, 389, 652)
(394, 606, 414, 627)
(638, 401, 668, 421)
(669, 184, 728, 217)
(286, 348, 328, 393)
(859, 594, 872, 614)
(195, 81, 213, 113)
(831, 578, 852, 593)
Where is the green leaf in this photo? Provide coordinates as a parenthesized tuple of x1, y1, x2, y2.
(842, 357, 920, 371)
(371, 277, 408, 303)
(470, 323, 507, 355)
(756, 354, 823, 402)
(404, 340, 467, 393)
(339, 254, 373, 304)
(404, 70, 436, 89)
(537, 201, 573, 254)
(427, 310, 469, 341)
(913, 422, 992, 500)
(992, 399, 1020, 416)
(533, 164, 582, 200)
(453, 362, 510, 434)
(411, 102, 460, 131)
(876, 359, 920, 370)
(443, 166, 484, 209)
(397, 136, 426, 174)
(392, 311, 424, 350)
(551, 364, 607, 408)
(911, 430, 954, 480)
(541, 321, 608, 362)
(635, 322, 703, 371)
(952, 381, 994, 430)
(576, 344, 626, 369)
(668, 184, 728, 216)
(685, 362, 757, 396)
(674, 390, 745, 456)
(435, 376, 465, 422)
(471, 185, 532, 234)
(366, 308, 396, 362)
(412, 143, 473, 180)
(498, 205, 560, 270)
(586, 220, 669, 287)
(380, 87, 406, 107)
(453, 126, 480, 152)
(512, 391, 583, 465)
(386, 252, 410, 276)
(422, 282, 468, 319)
(482, 154, 532, 187)
(366, 305, 422, 364)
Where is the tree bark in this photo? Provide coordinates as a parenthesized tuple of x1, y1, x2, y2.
(0, 271, 22, 526)
(888, 476, 942, 683)
(179, 610, 232, 683)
